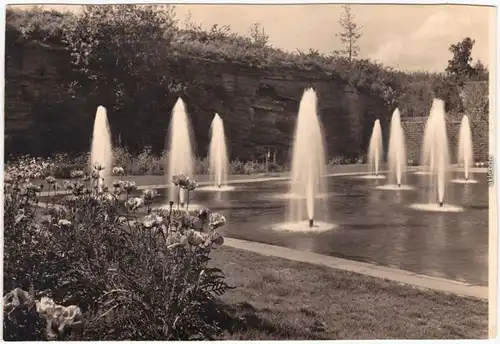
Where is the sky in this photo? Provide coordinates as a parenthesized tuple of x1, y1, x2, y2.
(10, 3, 495, 73)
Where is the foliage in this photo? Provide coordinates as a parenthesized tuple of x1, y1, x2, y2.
(471, 60, 489, 81)
(61, 5, 179, 113)
(5, 5, 73, 43)
(3, 159, 233, 340)
(446, 37, 482, 85)
(335, 5, 363, 63)
(460, 81, 489, 121)
(248, 23, 269, 48)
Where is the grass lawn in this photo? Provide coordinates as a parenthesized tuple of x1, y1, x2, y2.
(210, 245, 488, 340)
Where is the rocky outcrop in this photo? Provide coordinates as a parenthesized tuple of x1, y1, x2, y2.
(4, 34, 390, 162)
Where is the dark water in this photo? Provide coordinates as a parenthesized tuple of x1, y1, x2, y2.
(151, 172, 489, 286)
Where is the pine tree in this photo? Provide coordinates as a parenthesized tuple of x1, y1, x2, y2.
(335, 5, 362, 63)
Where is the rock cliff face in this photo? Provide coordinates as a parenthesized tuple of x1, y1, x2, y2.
(4, 34, 390, 162)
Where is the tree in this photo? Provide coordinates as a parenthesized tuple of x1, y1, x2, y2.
(249, 22, 269, 47)
(472, 59, 488, 81)
(335, 5, 362, 64)
(62, 5, 180, 151)
(445, 37, 476, 83)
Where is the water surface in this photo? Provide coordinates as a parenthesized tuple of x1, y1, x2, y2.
(152, 172, 488, 285)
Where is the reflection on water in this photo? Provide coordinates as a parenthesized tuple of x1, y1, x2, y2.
(148, 172, 488, 285)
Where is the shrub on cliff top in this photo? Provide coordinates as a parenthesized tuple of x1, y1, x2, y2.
(6, 5, 399, 107)
(6, 5, 73, 43)
(5, 4, 487, 147)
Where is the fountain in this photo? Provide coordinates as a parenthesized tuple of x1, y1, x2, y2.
(410, 99, 462, 212)
(376, 109, 414, 191)
(165, 98, 197, 208)
(199, 114, 235, 192)
(359, 119, 386, 180)
(90, 106, 113, 191)
(273, 88, 336, 232)
(453, 115, 478, 184)
(414, 107, 437, 176)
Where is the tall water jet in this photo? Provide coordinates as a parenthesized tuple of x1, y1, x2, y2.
(388, 109, 406, 186)
(428, 99, 450, 205)
(208, 114, 230, 190)
(419, 106, 437, 174)
(457, 115, 474, 181)
(287, 88, 328, 228)
(166, 98, 195, 206)
(360, 119, 385, 180)
(90, 106, 113, 190)
(410, 99, 462, 212)
(376, 109, 413, 190)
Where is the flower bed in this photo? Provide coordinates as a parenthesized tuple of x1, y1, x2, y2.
(3, 161, 234, 340)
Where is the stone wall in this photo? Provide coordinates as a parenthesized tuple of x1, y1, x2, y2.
(5, 32, 88, 156)
(402, 116, 489, 164)
(4, 34, 390, 161)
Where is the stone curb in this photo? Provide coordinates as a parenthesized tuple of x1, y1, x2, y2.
(223, 237, 488, 300)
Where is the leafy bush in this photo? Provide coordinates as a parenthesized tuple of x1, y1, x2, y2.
(5, 148, 370, 180)
(328, 156, 355, 166)
(229, 159, 246, 174)
(3, 162, 233, 340)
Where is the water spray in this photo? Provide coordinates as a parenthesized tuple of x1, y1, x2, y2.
(209, 114, 229, 190)
(286, 88, 327, 228)
(166, 98, 195, 205)
(368, 119, 383, 177)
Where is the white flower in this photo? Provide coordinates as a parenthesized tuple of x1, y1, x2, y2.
(112, 166, 125, 176)
(123, 181, 137, 193)
(208, 212, 226, 230)
(45, 176, 57, 184)
(58, 219, 72, 227)
(142, 188, 158, 201)
(142, 214, 163, 228)
(103, 193, 115, 203)
(125, 197, 143, 211)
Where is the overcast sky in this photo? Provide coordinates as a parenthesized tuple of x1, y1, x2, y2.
(10, 4, 495, 73)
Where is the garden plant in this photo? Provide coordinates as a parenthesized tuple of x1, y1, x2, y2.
(3, 156, 233, 340)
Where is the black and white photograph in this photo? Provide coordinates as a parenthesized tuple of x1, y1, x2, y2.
(1, 1, 497, 341)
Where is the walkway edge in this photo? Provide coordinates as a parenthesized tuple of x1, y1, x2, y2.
(39, 169, 398, 196)
(222, 237, 488, 300)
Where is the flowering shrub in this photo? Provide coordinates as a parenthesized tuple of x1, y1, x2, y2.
(328, 156, 356, 166)
(3, 162, 233, 340)
(5, 148, 298, 178)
